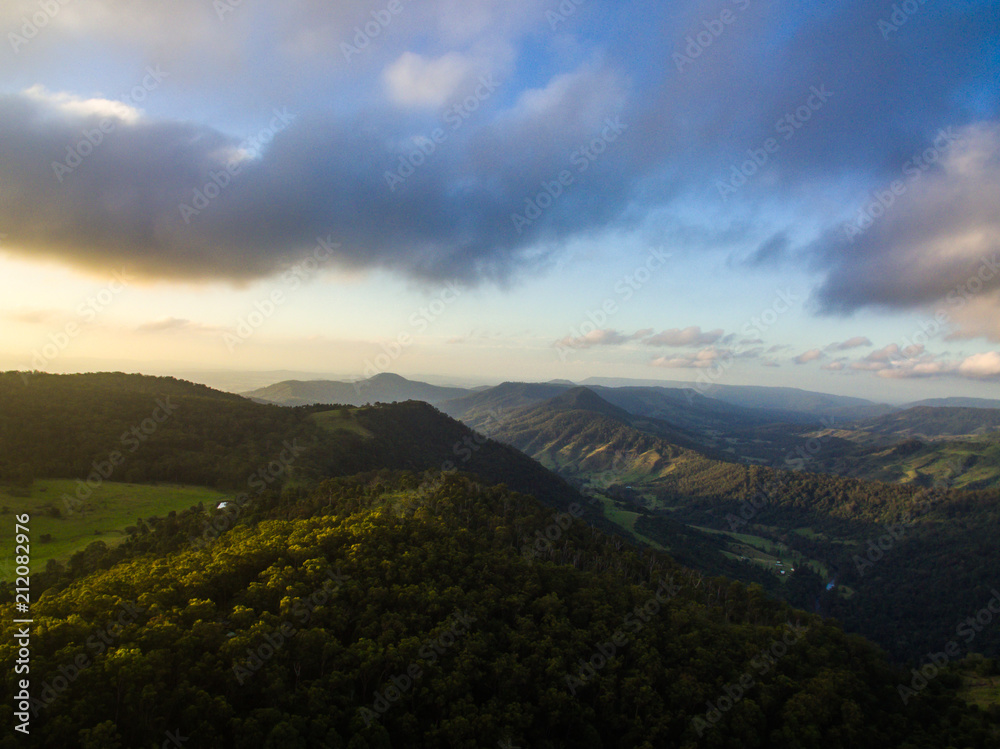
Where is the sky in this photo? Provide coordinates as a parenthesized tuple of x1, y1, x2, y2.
(1, 0, 999, 403)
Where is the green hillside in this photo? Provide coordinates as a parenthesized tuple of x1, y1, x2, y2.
(479, 387, 1000, 662)
(0, 480, 226, 579)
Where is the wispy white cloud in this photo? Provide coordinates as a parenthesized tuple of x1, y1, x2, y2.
(793, 349, 824, 365)
(643, 326, 724, 347)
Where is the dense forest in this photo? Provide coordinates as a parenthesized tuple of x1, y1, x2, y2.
(3, 471, 999, 748)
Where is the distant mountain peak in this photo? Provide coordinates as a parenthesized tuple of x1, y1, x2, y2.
(367, 372, 409, 384)
(546, 386, 630, 419)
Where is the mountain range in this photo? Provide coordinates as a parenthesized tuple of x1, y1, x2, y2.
(244, 373, 1000, 421)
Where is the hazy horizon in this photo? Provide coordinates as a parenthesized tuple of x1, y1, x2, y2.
(8, 365, 1000, 407)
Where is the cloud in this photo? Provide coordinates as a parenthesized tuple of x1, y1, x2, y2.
(826, 336, 872, 351)
(863, 343, 924, 364)
(383, 52, 475, 108)
(643, 326, 724, 347)
(942, 290, 1000, 343)
(833, 346, 1000, 381)
(793, 349, 824, 364)
(650, 355, 703, 369)
(958, 351, 1000, 379)
(821, 360, 845, 371)
(2, 308, 65, 325)
(0, 66, 632, 285)
(650, 348, 727, 369)
(811, 123, 1000, 337)
(135, 317, 223, 334)
(650, 346, 754, 369)
(554, 328, 643, 350)
(875, 361, 956, 379)
(22, 85, 142, 124)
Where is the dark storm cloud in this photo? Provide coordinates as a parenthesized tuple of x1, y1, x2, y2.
(0, 72, 631, 283)
(605, 0, 1000, 325)
(810, 123, 1000, 315)
(628, 0, 999, 187)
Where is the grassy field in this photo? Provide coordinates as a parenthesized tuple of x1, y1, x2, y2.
(310, 408, 374, 438)
(0, 480, 227, 580)
(691, 525, 831, 580)
(957, 673, 1000, 710)
(593, 495, 667, 551)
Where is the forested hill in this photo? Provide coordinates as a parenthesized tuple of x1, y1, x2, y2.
(2, 472, 997, 748)
(853, 405, 1000, 438)
(0, 372, 588, 519)
(245, 372, 469, 407)
(481, 386, 720, 463)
